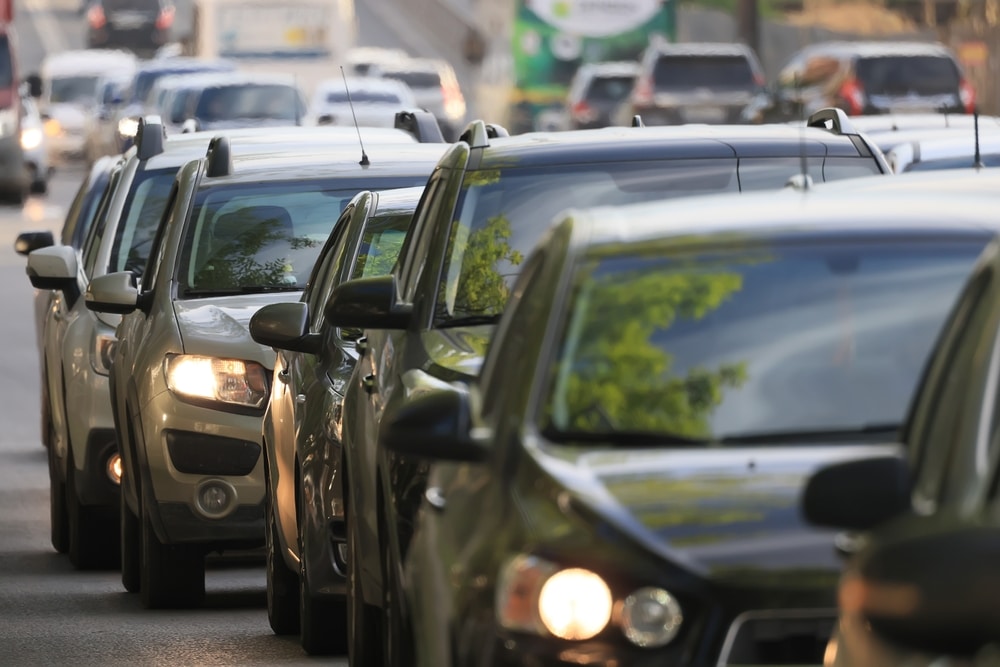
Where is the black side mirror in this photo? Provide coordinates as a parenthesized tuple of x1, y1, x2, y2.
(802, 455, 911, 531)
(14, 231, 55, 256)
(324, 274, 411, 330)
(249, 301, 321, 354)
(24, 74, 42, 99)
(380, 389, 489, 462)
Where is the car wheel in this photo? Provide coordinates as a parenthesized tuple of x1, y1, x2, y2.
(265, 462, 299, 635)
(347, 502, 383, 666)
(298, 481, 347, 655)
(120, 485, 140, 592)
(380, 507, 411, 667)
(48, 434, 69, 554)
(66, 447, 120, 570)
(139, 500, 205, 609)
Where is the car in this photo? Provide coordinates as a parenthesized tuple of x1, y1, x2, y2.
(887, 131, 1000, 173)
(19, 87, 51, 194)
(83, 134, 448, 609)
(371, 57, 466, 140)
(800, 170, 1000, 667)
(345, 46, 409, 76)
(319, 109, 889, 665)
(310, 76, 416, 128)
(248, 186, 425, 654)
(768, 41, 976, 122)
(169, 74, 307, 132)
(0, 27, 28, 205)
(615, 42, 770, 126)
(376, 171, 1000, 667)
(563, 61, 638, 130)
(85, 0, 175, 57)
(82, 70, 134, 165)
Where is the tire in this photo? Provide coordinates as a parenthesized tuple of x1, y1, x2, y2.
(48, 438, 69, 554)
(265, 464, 299, 635)
(298, 482, 348, 655)
(121, 485, 141, 593)
(347, 505, 383, 666)
(66, 448, 120, 570)
(139, 503, 205, 609)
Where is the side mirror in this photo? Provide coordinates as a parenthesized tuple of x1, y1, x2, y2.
(249, 302, 322, 354)
(802, 455, 911, 531)
(845, 517, 1000, 657)
(324, 275, 411, 330)
(380, 389, 489, 462)
(316, 114, 334, 126)
(85, 272, 139, 314)
(26, 245, 77, 291)
(24, 73, 42, 99)
(15, 230, 55, 256)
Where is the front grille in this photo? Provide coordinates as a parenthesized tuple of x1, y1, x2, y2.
(165, 430, 261, 476)
(718, 609, 836, 666)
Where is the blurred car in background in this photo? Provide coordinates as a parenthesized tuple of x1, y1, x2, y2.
(768, 41, 975, 121)
(310, 76, 415, 128)
(888, 132, 1000, 172)
(19, 87, 50, 194)
(839, 112, 1000, 153)
(563, 61, 638, 130)
(371, 57, 465, 140)
(173, 74, 307, 132)
(82, 70, 133, 165)
(345, 46, 408, 76)
(617, 42, 770, 126)
(85, 0, 175, 57)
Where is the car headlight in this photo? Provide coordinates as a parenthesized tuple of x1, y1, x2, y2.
(20, 126, 42, 150)
(44, 117, 63, 138)
(619, 587, 683, 647)
(0, 108, 17, 138)
(91, 330, 117, 376)
(117, 116, 139, 139)
(164, 354, 268, 410)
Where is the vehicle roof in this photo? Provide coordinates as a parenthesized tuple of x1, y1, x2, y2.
(892, 132, 1000, 161)
(568, 179, 1000, 252)
(42, 49, 136, 76)
(371, 185, 426, 214)
(650, 42, 757, 57)
(135, 57, 235, 73)
(474, 124, 872, 166)
(577, 61, 641, 77)
(375, 57, 450, 75)
(844, 113, 999, 134)
(812, 165, 1000, 195)
(797, 40, 957, 59)
(166, 125, 417, 145)
(316, 76, 411, 93)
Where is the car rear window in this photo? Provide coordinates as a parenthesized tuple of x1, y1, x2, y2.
(586, 75, 636, 102)
(653, 55, 756, 91)
(382, 71, 440, 89)
(0, 35, 11, 88)
(195, 84, 302, 122)
(103, 0, 160, 12)
(855, 55, 960, 96)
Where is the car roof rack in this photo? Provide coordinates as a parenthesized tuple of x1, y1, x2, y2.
(631, 115, 645, 128)
(394, 109, 445, 143)
(459, 119, 510, 149)
(135, 115, 166, 161)
(806, 107, 858, 135)
(205, 135, 232, 177)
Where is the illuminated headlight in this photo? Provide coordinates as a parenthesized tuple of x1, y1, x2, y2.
(496, 555, 613, 641)
(117, 116, 139, 139)
(106, 452, 122, 485)
(44, 118, 63, 138)
(619, 587, 683, 647)
(91, 331, 117, 376)
(21, 127, 43, 150)
(0, 108, 16, 137)
(164, 354, 268, 410)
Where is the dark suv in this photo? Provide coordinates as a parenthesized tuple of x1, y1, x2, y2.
(564, 61, 639, 130)
(86, 0, 174, 57)
(768, 41, 975, 121)
(616, 42, 770, 126)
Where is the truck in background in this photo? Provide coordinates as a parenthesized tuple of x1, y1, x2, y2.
(180, 0, 357, 101)
(0, 0, 28, 204)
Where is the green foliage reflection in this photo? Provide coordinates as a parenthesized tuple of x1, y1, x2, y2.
(443, 214, 524, 317)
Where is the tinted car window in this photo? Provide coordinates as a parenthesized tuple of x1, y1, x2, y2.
(352, 213, 410, 279)
(653, 55, 756, 91)
(103, 0, 160, 12)
(110, 168, 177, 275)
(195, 84, 301, 122)
(50, 76, 99, 104)
(382, 71, 440, 89)
(585, 76, 636, 102)
(0, 35, 11, 88)
(855, 56, 960, 96)
(542, 238, 985, 441)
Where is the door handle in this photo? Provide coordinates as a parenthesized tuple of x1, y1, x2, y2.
(424, 486, 446, 512)
(362, 374, 376, 393)
(276, 368, 289, 384)
(295, 394, 306, 404)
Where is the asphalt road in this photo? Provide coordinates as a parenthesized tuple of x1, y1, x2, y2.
(0, 0, 460, 662)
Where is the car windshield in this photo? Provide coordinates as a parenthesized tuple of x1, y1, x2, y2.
(0, 35, 12, 88)
(586, 75, 636, 102)
(541, 237, 986, 443)
(653, 55, 756, 91)
(179, 177, 426, 296)
(110, 168, 177, 276)
(50, 75, 99, 104)
(856, 56, 960, 96)
(905, 154, 1000, 171)
(195, 84, 301, 122)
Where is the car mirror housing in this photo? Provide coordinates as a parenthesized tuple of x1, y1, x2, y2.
(24, 73, 42, 99)
(802, 455, 911, 531)
(249, 302, 321, 354)
(15, 230, 55, 256)
(26, 245, 77, 291)
(380, 389, 489, 463)
(324, 274, 411, 331)
(847, 517, 1000, 658)
(85, 272, 139, 315)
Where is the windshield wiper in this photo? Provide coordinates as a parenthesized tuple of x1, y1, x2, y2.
(541, 427, 709, 447)
(184, 285, 303, 297)
(438, 314, 503, 328)
(716, 423, 901, 445)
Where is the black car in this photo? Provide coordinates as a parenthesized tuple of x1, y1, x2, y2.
(321, 109, 889, 665)
(564, 61, 639, 130)
(248, 186, 424, 654)
(377, 171, 1000, 666)
(86, 0, 174, 57)
(767, 41, 976, 122)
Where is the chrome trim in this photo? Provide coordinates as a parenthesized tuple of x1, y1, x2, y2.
(716, 607, 837, 667)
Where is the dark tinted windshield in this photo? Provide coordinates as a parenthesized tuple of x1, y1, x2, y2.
(382, 71, 440, 89)
(111, 168, 177, 275)
(0, 35, 12, 88)
(653, 55, 756, 91)
(50, 76, 99, 104)
(102, 0, 161, 12)
(542, 238, 985, 442)
(195, 84, 301, 122)
(856, 55, 960, 96)
(325, 90, 403, 104)
(586, 75, 636, 102)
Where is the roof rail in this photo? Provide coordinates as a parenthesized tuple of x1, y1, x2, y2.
(459, 120, 510, 148)
(806, 107, 858, 135)
(205, 135, 232, 177)
(394, 109, 445, 143)
(631, 115, 645, 128)
(135, 115, 166, 160)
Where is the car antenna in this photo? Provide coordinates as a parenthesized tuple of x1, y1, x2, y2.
(340, 66, 370, 166)
(974, 105, 984, 169)
(796, 75, 810, 191)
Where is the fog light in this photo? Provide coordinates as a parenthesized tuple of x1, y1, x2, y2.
(619, 587, 683, 647)
(193, 479, 237, 519)
(106, 452, 122, 485)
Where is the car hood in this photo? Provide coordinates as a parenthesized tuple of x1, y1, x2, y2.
(420, 325, 493, 380)
(534, 442, 900, 586)
(173, 293, 301, 367)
